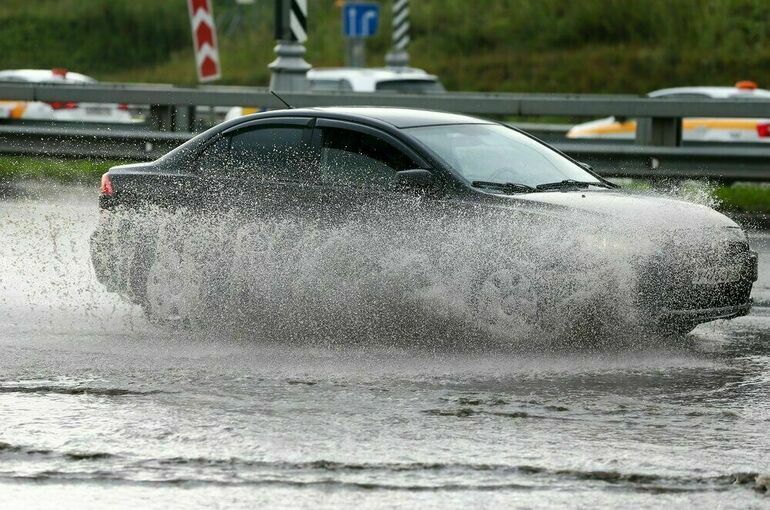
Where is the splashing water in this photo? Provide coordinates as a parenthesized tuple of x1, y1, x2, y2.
(89, 191, 736, 350)
(1, 181, 748, 350)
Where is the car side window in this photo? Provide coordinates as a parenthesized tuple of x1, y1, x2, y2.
(197, 136, 229, 174)
(226, 125, 311, 181)
(320, 127, 416, 189)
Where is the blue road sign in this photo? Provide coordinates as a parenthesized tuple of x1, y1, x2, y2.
(343, 2, 380, 38)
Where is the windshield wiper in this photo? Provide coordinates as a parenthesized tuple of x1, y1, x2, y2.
(535, 179, 614, 191)
(471, 180, 536, 194)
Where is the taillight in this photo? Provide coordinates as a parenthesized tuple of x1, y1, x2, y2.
(100, 172, 114, 196)
(47, 101, 78, 110)
(117, 103, 129, 111)
(757, 123, 770, 138)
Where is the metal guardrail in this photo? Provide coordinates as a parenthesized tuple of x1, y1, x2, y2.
(0, 125, 189, 160)
(1, 81, 770, 180)
(564, 143, 770, 181)
(509, 122, 573, 142)
(2, 124, 769, 181)
(3, 82, 770, 118)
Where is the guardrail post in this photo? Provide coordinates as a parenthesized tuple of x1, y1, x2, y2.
(385, 0, 409, 68)
(635, 117, 682, 147)
(148, 105, 173, 131)
(148, 105, 196, 132)
(269, 0, 311, 91)
(174, 105, 196, 132)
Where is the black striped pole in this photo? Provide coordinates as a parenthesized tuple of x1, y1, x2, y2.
(288, 0, 307, 43)
(385, 0, 409, 67)
(269, 0, 311, 91)
(274, 0, 307, 43)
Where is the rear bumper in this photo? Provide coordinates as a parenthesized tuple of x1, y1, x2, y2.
(748, 250, 759, 282)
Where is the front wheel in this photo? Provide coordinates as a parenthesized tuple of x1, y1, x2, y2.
(472, 266, 540, 337)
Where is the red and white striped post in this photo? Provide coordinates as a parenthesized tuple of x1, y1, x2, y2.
(187, 0, 222, 82)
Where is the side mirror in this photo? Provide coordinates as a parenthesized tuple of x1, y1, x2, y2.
(395, 169, 434, 189)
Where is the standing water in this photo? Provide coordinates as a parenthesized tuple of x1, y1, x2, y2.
(0, 182, 768, 509)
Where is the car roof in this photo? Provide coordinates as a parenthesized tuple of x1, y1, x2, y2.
(306, 67, 440, 92)
(269, 106, 491, 129)
(648, 86, 770, 99)
(0, 69, 96, 84)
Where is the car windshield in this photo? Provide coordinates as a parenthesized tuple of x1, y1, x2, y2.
(375, 79, 446, 93)
(406, 124, 601, 187)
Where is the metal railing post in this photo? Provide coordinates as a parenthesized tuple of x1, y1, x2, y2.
(148, 105, 196, 132)
(174, 105, 196, 132)
(636, 117, 682, 147)
(148, 105, 173, 131)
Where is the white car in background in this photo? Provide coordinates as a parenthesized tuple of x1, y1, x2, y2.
(567, 81, 770, 142)
(306, 66, 445, 93)
(225, 67, 445, 120)
(0, 68, 134, 123)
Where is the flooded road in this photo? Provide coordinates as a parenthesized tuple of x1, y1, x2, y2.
(1, 183, 768, 508)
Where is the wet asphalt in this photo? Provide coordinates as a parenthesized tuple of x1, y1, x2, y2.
(0, 183, 768, 509)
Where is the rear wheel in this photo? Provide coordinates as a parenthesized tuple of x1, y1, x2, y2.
(142, 236, 205, 327)
(125, 231, 156, 306)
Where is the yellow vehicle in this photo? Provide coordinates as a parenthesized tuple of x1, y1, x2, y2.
(567, 82, 770, 143)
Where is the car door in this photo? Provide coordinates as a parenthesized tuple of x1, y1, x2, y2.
(195, 116, 325, 220)
(311, 118, 432, 223)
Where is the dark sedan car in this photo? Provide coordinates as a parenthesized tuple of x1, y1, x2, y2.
(91, 107, 757, 336)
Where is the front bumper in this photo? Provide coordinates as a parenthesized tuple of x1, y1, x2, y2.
(647, 247, 758, 327)
(658, 300, 753, 324)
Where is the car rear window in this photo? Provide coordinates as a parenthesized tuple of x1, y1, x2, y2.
(375, 79, 445, 94)
(310, 79, 353, 92)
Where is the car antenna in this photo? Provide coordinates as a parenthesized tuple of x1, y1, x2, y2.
(270, 90, 293, 109)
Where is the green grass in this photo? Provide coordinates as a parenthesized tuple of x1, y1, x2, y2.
(611, 179, 770, 214)
(1, 0, 769, 93)
(714, 184, 770, 214)
(0, 0, 189, 75)
(0, 156, 127, 183)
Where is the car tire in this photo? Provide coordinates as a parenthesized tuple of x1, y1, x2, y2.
(471, 265, 540, 337)
(141, 231, 205, 328)
(125, 231, 156, 307)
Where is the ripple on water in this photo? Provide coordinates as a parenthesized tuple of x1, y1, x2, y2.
(0, 445, 766, 494)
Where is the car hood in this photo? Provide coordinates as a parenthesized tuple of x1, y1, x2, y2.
(509, 190, 738, 230)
